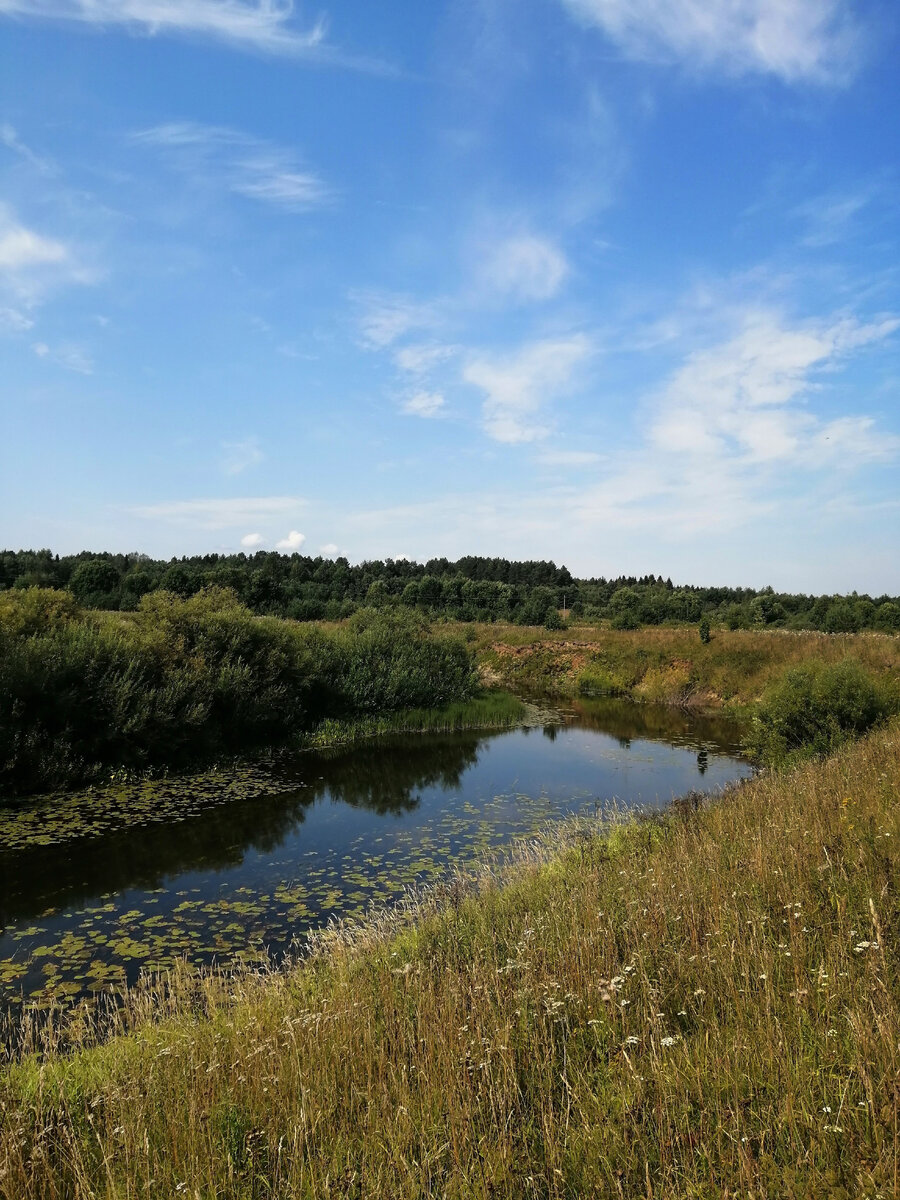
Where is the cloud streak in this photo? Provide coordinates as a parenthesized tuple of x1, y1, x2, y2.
(133, 122, 331, 211)
(0, 0, 329, 58)
(129, 496, 307, 529)
(560, 0, 860, 84)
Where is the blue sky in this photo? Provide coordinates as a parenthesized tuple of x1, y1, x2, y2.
(1, 0, 899, 591)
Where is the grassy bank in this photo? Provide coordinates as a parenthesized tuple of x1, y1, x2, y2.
(472, 620, 900, 710)
(300, 690, 528, 750)
(2, 721, 899, 1198)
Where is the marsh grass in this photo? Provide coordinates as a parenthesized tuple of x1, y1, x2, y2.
(300, 690, 527, 749)
(2, 720, 899, 1198)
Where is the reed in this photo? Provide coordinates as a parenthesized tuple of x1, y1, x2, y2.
(2, 719, 899, 1198)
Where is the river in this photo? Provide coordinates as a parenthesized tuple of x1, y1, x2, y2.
(0, 698, 752, 1011)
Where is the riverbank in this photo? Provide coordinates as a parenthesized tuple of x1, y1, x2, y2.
(0, 590, 479, 796)
(470, 621, 900, 710)
(2, 720, 897, 1198)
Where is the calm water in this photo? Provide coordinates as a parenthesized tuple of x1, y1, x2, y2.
(0, 699, 752, 1010)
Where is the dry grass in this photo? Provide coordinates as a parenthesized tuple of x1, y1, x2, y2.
(471, 622, 900, 709)
(2, 719, 900, 1198)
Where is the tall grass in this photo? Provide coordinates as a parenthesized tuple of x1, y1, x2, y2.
(301, 691, 526, 749)
(473, 620, 900, 708)
(2, 720, 899, 1198)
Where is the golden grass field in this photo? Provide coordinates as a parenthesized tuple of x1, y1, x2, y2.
(470, 622, 900, 710)
(2, 708, 899, 1198)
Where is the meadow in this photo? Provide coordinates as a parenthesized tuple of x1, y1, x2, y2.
(472, 620, 900, 711)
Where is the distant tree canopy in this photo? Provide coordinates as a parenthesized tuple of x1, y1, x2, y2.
(1, 547, 898, 633)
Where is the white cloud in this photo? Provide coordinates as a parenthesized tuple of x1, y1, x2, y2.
(394, 342, 456, 374)
(0, 206, 95, 304)
(401, 391, 445, 418)
(0, 222, 66, 271)
(319, 542, 339, 556)
(240, 532, 264, 548)
(649, 311, 900, 467)
(221, 437, 263, 475)
(560, 0, 860, 84)
(276, 529, 306, 551)
(129, 496, 307, 529)
(464, 334, 594, 444)
(0, 0, 329, 58)
(354, 291, 441, 349)
(133, 123, 330, 212)
(478, 235, 569, 303)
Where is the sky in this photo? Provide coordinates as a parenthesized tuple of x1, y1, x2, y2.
(1, 0, 899, 592)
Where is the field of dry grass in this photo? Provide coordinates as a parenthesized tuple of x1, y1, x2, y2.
(470, 622, 900, 710)
(2, 716, 899, 1198)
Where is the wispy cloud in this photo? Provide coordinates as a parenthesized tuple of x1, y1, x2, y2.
(401, 390, 445, 418)
(0, 0, 329, 58)
(0, 122, 54, 172)
(133, 122, 330, 211)
(354, 291, 442, 349)
(477, 234, 569, 303)
(0, 206, 95, 304)
(0, 220, 67, 271)
(559, 0, 860, 84)
(792, 187, 879, 247)
(464, 334, 594, 444)
(128, 496, 307, 529)
(0, 305, 34, 333)
(32, 339, 93, 373)
(648, 311, 900, 468)
(221, 436, 264, 475)
(394, 342, 456, 374)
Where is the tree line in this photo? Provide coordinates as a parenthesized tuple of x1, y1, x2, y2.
(1, 547, 898, 632)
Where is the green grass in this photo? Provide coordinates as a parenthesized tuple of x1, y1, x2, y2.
(299, 690, 527, 749)
(3, 719, 900, 1198)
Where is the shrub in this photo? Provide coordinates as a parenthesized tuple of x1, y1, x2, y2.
(0, 591, 478, 793)
(699, 617, 711, 644)
(747, 659, 897, 768)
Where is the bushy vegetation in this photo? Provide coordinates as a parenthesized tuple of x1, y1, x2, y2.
(0, 588, 477, 794)
(747, 659, 899, 767)
(3, 547, 900, 632)
(2, 719, 899, 1198)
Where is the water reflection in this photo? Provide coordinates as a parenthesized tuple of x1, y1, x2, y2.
(0, 698, 752, 1010)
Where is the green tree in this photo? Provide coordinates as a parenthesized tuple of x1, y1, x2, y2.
(69, 559, 121, 608)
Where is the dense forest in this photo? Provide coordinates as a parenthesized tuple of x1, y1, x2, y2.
(2, 547, 899, 632)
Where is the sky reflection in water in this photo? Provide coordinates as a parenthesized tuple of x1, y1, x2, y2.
(0, 699, 752, 1009)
